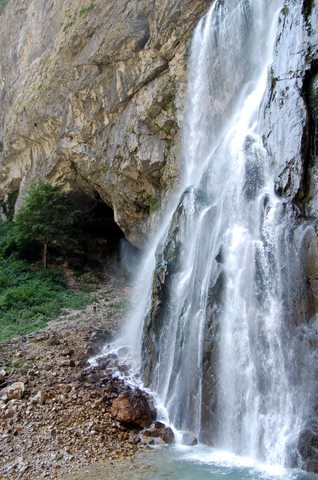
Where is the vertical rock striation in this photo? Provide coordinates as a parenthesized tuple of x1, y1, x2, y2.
(263, 0, 318, 472)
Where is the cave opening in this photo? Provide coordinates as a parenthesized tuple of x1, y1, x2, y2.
(2, 187, 141, 277)
(70, 190, 124, 253)
(63, 190, 140, 274)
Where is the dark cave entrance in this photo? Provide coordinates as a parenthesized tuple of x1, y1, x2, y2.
(2, 187, 140, 276)
(64, 190, 140, 275)
(69, 191, 125, 256)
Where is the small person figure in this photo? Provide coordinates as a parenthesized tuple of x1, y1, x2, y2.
(93, 302, 97, 314)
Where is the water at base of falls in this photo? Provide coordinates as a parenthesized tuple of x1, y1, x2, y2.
(63, 446, 315, 480)
(139, 447, 315, 480)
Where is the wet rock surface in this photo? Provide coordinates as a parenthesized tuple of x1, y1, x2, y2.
(181, 431, 198, 446)
(0, 273, 156, 480)
(298, 427, 318, 473)
(141, 188, 195, 385)
(264, 2, 318, 472)
(262, 2, 318, 204)
(141, 188, 219, 441)
(142, 422, 175, 445)
(111, 389, 156, 428)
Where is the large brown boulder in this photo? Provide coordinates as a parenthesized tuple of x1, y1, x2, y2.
(111, 389, 156, 428)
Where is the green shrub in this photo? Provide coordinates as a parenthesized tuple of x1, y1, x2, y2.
(0, 247, 90, 341)
(79, 3, 94, 16)
(144, 194, 160, 214)
(0, 185, 93, 341)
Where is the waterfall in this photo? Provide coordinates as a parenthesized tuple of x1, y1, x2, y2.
(104, 0, 314, 468)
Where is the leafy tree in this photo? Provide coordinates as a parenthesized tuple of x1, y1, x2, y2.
(14, 180, 79, 268)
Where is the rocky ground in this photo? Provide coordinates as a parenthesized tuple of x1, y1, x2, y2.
(0, 271, 173, 479)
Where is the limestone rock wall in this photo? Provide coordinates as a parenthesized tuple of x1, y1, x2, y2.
(261, 1, 318, 326)
(0, 0, 209, 246)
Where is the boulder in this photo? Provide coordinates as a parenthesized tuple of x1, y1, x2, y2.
(182, 431, 198, 446)
(160, 426, 175, 444)
(1, 382, 25, 401)
(30, 390, 47, 405)
(307, 461, 318, 474)
(111, 389, 156, 428)
(143, 421, 175, 444)
(297, 426, 318, 472)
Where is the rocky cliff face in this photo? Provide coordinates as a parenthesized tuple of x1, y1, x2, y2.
(266, 2, 318, 471)
(262, 0, 318, 319)
(0, 0, 209, 246)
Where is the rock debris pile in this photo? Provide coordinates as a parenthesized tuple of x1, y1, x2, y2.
(0, 276, 173, 480)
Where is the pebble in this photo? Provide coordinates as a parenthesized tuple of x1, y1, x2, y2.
(0, 368, 7, 383)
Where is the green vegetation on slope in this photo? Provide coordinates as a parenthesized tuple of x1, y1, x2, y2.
(0, 247, 90, 341)
(79, 3, 94, 16)
(0, 179, 92, 341)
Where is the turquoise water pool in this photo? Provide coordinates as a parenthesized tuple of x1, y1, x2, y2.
(62, 445, 317, 480)
(141, 446, 316, 480)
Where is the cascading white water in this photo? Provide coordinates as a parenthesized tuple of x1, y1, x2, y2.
(96, 0, 314, 469)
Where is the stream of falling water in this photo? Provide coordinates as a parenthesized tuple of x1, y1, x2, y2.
(93, 0, 314, 472)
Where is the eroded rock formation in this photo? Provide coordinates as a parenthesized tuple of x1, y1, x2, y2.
(0, 0, 209, 246)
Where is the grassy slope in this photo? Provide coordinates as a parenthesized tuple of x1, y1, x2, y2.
(0, 256, 90, 341)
